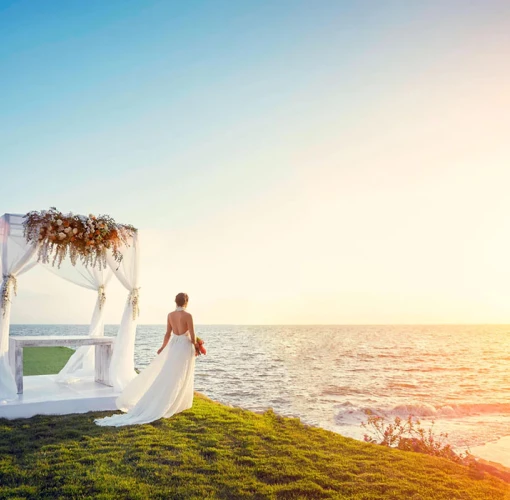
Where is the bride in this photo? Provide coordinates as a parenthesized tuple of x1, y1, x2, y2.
(95, 293, 197, 427)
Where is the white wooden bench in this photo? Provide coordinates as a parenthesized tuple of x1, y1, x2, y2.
(9, 336, 114, 394)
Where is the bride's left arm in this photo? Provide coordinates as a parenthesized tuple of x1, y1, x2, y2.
(157, 314, 172, 354)
(188, 314, 196, 345)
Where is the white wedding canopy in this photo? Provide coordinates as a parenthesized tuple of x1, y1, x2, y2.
(0, 213, 140, 400)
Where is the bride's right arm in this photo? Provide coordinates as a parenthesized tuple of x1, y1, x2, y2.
(157, 314, 172, 354)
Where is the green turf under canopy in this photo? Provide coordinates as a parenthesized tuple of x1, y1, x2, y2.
(23, 346, 75, 376)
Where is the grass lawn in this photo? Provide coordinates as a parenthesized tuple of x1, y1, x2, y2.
(23, 347, 75, 376)
(0, 349, 509, 499)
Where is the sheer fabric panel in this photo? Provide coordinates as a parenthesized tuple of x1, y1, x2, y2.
(0, 214, 39, 400)
(106, 233, 139, 391)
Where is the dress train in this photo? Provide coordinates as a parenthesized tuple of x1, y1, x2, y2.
(95, 332, 195, 426)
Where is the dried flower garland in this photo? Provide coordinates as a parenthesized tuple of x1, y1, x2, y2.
(23, 208, 137, 270)
(98, 285, 106, 310)
(129, 287, 140, 319)
(1, 274, 17, 316)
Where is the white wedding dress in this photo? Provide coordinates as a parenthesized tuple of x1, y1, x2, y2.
(95, 331, 196, 426)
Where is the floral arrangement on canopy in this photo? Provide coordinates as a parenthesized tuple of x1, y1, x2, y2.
(23, 207, 137, 269)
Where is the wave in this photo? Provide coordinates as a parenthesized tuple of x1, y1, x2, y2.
(322, 386, 366, 396)
(333, 402, 510, 424)
(388, 403, 510, 418)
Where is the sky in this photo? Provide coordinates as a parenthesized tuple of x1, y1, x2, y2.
(1, 0, 510, 325)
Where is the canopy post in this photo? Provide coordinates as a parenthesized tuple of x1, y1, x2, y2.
(0, 215, 18, 399)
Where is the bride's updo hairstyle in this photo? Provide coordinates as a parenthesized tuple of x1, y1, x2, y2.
(175, 293, 189, 308)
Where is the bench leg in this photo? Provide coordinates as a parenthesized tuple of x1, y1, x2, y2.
(12, 347, 23, 394)
(95, 344, 112, 386)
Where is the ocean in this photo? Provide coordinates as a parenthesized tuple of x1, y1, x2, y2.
(11, 324, 510, 460)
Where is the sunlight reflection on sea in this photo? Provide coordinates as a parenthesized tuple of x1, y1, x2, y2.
(12, 324, 510, 451)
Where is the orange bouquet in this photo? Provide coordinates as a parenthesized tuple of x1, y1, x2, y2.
(195, 337, 207, 356)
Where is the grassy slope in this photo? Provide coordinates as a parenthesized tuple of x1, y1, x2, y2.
(0, 350, 508, 499)
(23, 347, 75, 376)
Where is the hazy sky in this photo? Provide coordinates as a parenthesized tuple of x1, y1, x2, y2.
(1, 0, 510, 324)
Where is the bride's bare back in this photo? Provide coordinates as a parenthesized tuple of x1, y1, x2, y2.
(157, 293, 196, 355)
(168, 310, 194, 336)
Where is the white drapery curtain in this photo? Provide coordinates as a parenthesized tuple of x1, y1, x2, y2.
(37, 262, 113, 383)
(106, 232, 140, 391)
(0, 214, 39, 400)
